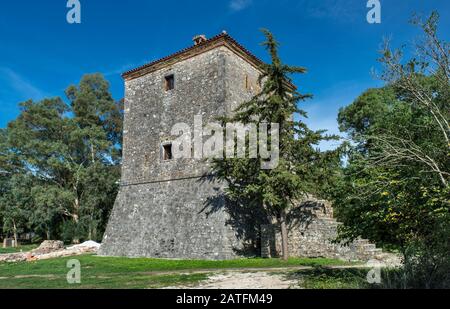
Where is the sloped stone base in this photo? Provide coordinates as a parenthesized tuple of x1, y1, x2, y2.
(101, 183, 396, 263)
(99, 178, 242, 260)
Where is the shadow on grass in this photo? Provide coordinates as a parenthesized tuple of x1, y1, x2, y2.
(287, 267, 371, 289)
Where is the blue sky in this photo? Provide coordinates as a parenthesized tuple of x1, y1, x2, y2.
(0, 0, 449, 149)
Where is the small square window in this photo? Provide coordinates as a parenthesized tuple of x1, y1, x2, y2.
(165, 74, 175, 91)
(162, 143, 173, 161)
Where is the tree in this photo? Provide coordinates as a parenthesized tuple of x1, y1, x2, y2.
(211, 30, 337, 260)
(64, 74, 123, 241)
(0, 174, 34, 246)
(375, 11, 449, 187)
(3, 74, 123, 243)
(0, 130, 34, 245)
(334, 12, 449, 287)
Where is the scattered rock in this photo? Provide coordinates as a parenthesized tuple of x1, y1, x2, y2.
(370, 252, 403, 268)
(0, 252, 27, 263)
(67, 241, 101, 251)
(31, 240, 65, 255)
(0, 240, 101, 263)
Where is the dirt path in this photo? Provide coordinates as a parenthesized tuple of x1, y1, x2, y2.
(165, 271, 300, 289)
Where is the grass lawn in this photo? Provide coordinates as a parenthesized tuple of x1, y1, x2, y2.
(0, 244, 39, 254)
(288, 267, 370, 289)
(0, 255, 352, 289)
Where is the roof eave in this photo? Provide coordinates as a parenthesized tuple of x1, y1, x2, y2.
(121, 33, 297, 91)
(122, 33, 265, 81)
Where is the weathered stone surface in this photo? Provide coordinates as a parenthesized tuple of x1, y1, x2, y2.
(99, 179, 241, 260)
(100, 43, 262, 260)
(0, 252, 26, 263)
(100, 34, 398, 263)
(0, 241, 100, 263)
(262, 199, 399, 263)
(31, 240, 64, 255)
(26, 244, 98, 262)
(67, 241, 101, 251)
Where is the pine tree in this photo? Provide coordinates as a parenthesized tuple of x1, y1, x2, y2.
(211, 30, 336, 260)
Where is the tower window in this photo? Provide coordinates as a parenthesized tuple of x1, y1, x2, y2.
(165, 74, 175, 91)
(162, 143, 173, 161)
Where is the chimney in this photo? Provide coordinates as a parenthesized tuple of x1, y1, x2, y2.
(193, 34, 207, 46)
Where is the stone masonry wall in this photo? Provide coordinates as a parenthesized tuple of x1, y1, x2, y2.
(121, 48, 226, 184)
(100, 38, 390, 262)
(262, 199, 388, 262)
(99, 178, 241, 260)
(100, 44, 263, 259)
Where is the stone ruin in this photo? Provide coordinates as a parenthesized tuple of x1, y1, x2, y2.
(0, 240, 100, 263)
(262, 199, 395, 262)
(99, 32, 394, 262)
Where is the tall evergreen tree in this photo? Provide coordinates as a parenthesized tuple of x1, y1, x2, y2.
(211, 30, 337, 260)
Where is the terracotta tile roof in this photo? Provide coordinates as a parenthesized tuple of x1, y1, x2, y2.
(122, 32, 267, 80)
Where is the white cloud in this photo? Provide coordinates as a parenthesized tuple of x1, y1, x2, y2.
(103, 62, 140, 77)
(102, 59, 154, 77)
(229, 0, 253, 12)
(0, 67, 47, 101)
(296, 0, 363, 22)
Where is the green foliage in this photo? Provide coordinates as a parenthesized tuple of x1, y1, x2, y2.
(333, 12, 449, 288)
(289, 267, 369, 289)
(210, 29, 339, 257)
(379, 222, 450, 289)
(0, 74, 123, 243)
(0, 244, 38, 254)
(338, 88, 394, 136)
(0, 174, 34, 241)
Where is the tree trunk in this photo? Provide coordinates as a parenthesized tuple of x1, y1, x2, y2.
(12, 220, 18, 248)
(88, 226, 92, 241)
(90, 143, 96, 164)
(73, 188, 80, 244)
(279, 209, 289, 261)
(46, 228, 51, 240)
(72, 213, 80, 244)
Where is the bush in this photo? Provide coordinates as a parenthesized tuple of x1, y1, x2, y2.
(380, 222, 450, 289)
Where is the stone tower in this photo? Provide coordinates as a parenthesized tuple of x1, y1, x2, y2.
(99, 32, 394, 263)
(99, 33, 264, 259)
